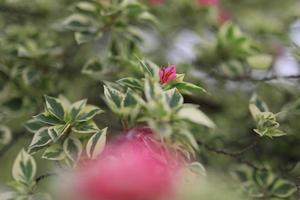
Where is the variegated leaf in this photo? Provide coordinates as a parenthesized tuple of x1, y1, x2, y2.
(86, 128, 107, 159)
(42, 144, 66, 161)
(12, 149, 36, 184)
(63, 137, 83, 162)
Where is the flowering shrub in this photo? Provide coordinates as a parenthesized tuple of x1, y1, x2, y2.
(0, 0, 300, 200)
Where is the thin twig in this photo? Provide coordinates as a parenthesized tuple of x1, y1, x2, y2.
(0, 5, 47, 17)
(231, 139, 258, 156)
(35, 173, 56, 184)
(211, 72, 300, 82)
(197, 139, 262, 170)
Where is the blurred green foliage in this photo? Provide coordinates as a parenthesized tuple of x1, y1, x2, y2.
(0, 0, 300, 199)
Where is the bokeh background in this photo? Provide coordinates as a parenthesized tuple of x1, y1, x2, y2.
(1, 0, 300, 199)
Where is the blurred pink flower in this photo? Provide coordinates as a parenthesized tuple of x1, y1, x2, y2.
(159, 65, 176, 84)
(148, 0, 164, 6)
(197, 0, 219, 6)
(76, 127, 183, 200)
(218, 9, 230, 25)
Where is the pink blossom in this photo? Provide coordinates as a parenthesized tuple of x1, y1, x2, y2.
(75, 127, 183, 200)
(218, 9, 230, 25)
(148, 0, 164, 6)
(197, 0, 219, 6)
(159, 65, 176, 84)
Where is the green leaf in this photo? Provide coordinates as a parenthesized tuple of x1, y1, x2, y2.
(63, 137, 83, 162)
(82, 58, 102, 75)
(104, 85, 124, 111)
(69, 99, 87, 121)
(123, 89, 138, 108)
(254, 169, 275, 187)
(24, 119, 45, 133)
(247, 54, 273, 70)
(75, 31, 103, 44)
(179, 130, 199, 150)
(187, 162, 206, 176)
(48, 124, 70, 142)
(144, 78, 163, 101)
(44, 96, 65, 121)
(138, 58, 159, 79)
(173, 82, 206, 94)
(272, 179, 297, 198)
(42, 144, 66, 161)
(178, 105, 216, 128)
(12, 149, 36, 184)
(86, 128, 107, 159)
(247, 185, 264, 198)
(117, 77, 143, 92)
(28, 128, 52, 154)
(72, 121, 99, 134)
(0, 125, 11, 145)
(34, 112, 62, 125)
(62, 14, 95, 32)
(250, 94, 269, 113)
(75, 2, 98, 14)
(164, 88, 183, 110)
(148, 120, 172, 138)
(76, 105, 103, 122)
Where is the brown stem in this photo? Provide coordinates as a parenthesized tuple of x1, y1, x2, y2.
(35, 173, 56, 184)
(197, 139, 262, 170)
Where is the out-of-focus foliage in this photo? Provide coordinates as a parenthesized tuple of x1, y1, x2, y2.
(0, 0, 300, 199)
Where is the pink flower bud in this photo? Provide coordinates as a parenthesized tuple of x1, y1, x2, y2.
(159, 65, 176, 84)
(197, 0, 219, 6)
(75, 127, 183, 200)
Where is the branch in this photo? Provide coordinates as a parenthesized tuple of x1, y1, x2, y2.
(210, 72, 300, 82)
(197, 139, 262, 170)
(0, 5, 47, 17)
(230, 139, 258, 156)
(35, 173, 56, 184)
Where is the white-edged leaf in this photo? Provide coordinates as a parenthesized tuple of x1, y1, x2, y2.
(272, 179, 297, 198)
(34, 112, 62, 125)
(72, 121, 99, 134)
(63, 137, 82, 162)
(76, 105, 103, 122)
(86, 128, 107, 159)
(178, 105, 215, 128)
(69, 99, 87, 121)
(42, 144, 66, 161)
(0, 125, 11, 145)
(28, 128, 52, 154)
(44, 95, 65, 121)
(24, 119, 45, 133)
(12, 149, 36, 184)
(103, 85, 124, 110)
(48, 124, 70, 142)
(187, 162, 207, 176)
(164, 88, 183, 110)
